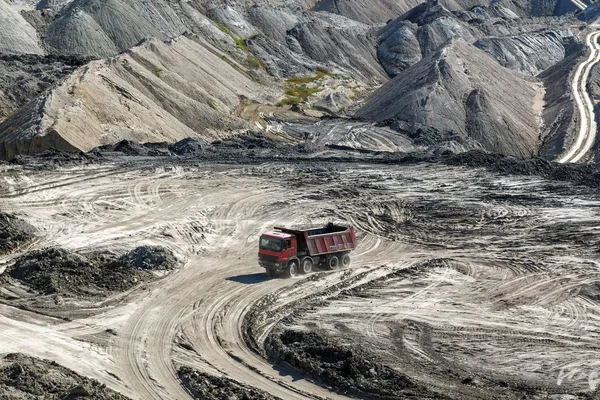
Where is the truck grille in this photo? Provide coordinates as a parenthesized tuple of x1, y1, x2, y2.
(259, 254, 278, 263)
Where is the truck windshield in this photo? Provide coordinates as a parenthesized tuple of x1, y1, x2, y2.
(259, 236, 282, 252)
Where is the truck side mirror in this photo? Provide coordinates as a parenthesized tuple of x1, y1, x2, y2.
(285, 240, 291, 249)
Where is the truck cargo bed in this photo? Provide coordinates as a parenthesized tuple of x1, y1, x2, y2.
(274, 223, 357, 256)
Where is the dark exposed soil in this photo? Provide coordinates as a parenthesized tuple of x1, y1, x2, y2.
(168, 137, 210, 156)
(0, 353, 130, 400)
(118, 246, 177, 271)
(0, 54, 87, 121)
(265, 329, 442, 399)
(14, 135, 600, 191)
(0, 213, 35, 254)
(178, 367, 279, 400)
(10, 148, 103, 168)
(445, 150, 600, 183)
(3, 246, 176, 297)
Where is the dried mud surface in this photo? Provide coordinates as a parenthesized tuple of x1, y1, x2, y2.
(0, 157, 599, 400)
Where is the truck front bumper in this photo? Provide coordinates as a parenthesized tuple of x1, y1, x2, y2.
(259, 260, 285, 272)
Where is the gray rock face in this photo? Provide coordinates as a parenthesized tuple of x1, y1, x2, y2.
(286, 14, 388, 82)
(355, 39, 541, 157)
(45, 0, 186, 58)
(313, 0, 481, 23)
(313, 0, 412, 24)
(376, 1, 579, 79)
(474, 30, 573, 75)
(313, 92, 352, 114)
(378, 21, 422, 77)
(0, 1, 44, 55)
(417, 14, 475, 56)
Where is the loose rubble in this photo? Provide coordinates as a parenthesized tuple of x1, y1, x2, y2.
(178, 367, 279, 400)
(0, 353, 130, 400)
(0, 213, 34, 254)
(2, 246, 176, 298)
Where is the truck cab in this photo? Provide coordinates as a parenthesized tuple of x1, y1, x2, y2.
(258, 231, 297, 275)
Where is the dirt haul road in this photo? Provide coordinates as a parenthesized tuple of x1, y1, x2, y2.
(558, 29, 600, 163)
(1, 160, 600, 399)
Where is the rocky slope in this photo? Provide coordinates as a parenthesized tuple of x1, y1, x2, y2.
(0, 54, 84, 121)
(0, 0, 588, 160)
(0, 1, 43, 55)
(377, 2, 580, 77)
(0, 35, 274, 159)
(356, 39, 542, 156)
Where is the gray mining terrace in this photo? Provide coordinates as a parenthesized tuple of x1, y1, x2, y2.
(0, 158, 599, 399)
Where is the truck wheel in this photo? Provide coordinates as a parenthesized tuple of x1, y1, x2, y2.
(327, 255, 339, 270)
(341, 253, 351, 268)
(285, 260, 298, 278)
(300, 258, 313, 274)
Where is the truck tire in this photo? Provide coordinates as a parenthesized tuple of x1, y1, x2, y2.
(327, 255, 339, 270)
(300, 258, 313, 274)
(285, 260, 298, 278)
(341, 253, 351, 268)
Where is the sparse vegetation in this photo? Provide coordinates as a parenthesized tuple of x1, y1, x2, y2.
(215, 22, 263, 69)
(275, 68, 333, 106)
(286, 68, 332, 85)
(219, 53, 245, 73)
(152, 67, 164, 76)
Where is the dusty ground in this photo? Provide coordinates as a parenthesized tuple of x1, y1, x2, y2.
(0, 156, 599, 399)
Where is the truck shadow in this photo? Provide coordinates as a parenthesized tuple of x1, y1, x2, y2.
(226, 272, 271, 285)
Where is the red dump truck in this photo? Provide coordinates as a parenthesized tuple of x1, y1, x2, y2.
(258, 223, 357, 278)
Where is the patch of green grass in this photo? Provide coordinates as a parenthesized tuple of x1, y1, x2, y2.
(286, 68, 332, 85)
(152, 67, 164, 76)
(215, 22, 263, 68)
(275, 68, 336, 107)
(275, 83, 320, 107)
(284, 84, 319, 99)
(275, 97, 301, 107)
(247, 54, 264, 68)
(215, 21, 233, 36)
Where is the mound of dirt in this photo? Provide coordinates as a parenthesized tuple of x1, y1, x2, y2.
(0, 353, 130, 399)
(168, 137, 211, 156)
(0, 213, 35, 254)
(444, 150, 598, 183)
(10, 148, 103, 166)
(119, 245, 177, 270)
(212, 133, 281, 150)
(5, 246, 175, 296)
(265, 329, 436, 399)
(355, 39, 541, 157)
(178, 367, 278, 400)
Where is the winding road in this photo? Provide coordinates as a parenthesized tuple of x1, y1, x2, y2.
(557, 30, 600, 163)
